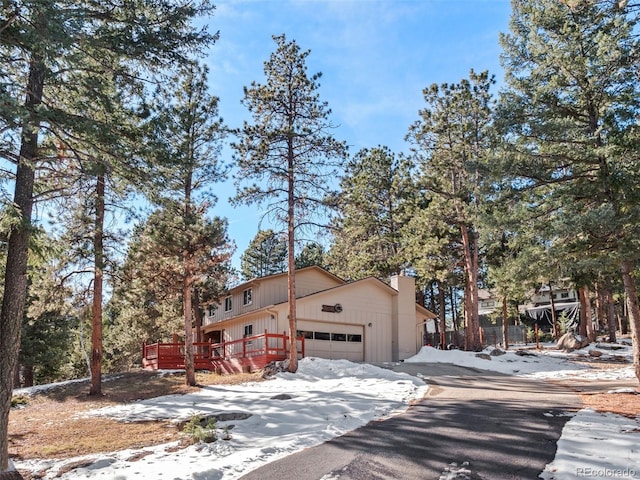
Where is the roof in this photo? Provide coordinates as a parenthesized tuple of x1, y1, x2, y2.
(478, 288, 498, 300)
(225, 265, 346, 294)
(207, 272, 437, 331)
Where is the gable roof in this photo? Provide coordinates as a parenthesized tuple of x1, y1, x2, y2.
(226, 265, 346, 294)
(289, 275, 437, 319)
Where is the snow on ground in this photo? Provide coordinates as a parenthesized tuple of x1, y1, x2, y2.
(15, 359, 427, 480)
(405, 342, 637, 380)
(12, 344, 640, 480)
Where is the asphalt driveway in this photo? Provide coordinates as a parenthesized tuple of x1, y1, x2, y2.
(239, 363, 582, 480)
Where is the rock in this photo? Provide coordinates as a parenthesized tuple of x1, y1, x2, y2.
(270, 393, 293, 400)
(556, 332, 589, 352)
(588, 349, 603, 357)
(489, 348, 506, 356)
(175, 412, 252, 430)
(595, 342, 625, 350)
(475, 353, 491, 361)
(262, 359, 291, 378)
(515, 349, 537, 357)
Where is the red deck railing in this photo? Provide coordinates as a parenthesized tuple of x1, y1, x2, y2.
(142, 330, 305, 372)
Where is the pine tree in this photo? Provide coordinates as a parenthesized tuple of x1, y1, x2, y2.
(232, 34, 347, 373)
(0, 223, 74, 388)
(0, 0, 217, 469)
(109, 208, 232, 377)
(407, 70, 495, 351)
(240, 229, 287, 280)
(327, 146, 413, 281)
(20, 257, 75, 387)
(145, 63, 231, 386)
(295, 242, 326, 270)
(499, 0, 640, 382)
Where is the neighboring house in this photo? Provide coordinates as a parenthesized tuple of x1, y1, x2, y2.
(520, 284, 580, 325)
(477, 285, 580, 321)
(478, 288, 500, 316)
(202, 266, 436, 363)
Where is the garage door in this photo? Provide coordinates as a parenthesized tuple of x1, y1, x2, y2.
(297, 320, 364, 362)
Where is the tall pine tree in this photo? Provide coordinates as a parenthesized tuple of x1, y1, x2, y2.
(145, 63, 231, 386)
(240, 229, 287, 280)
(407, 70, 495, 351)
(498, 0, 640, 382)
(327, 146, 413, 281)
(232, 34, 347, 372)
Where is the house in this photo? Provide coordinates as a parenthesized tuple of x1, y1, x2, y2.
(518, 284, 580, 326)
(478, 288, 500, 316)
(202, 266, 436, 363)
(477, 285, 580, 323)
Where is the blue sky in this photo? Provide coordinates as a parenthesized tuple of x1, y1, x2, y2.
(201, 0, 513, 268)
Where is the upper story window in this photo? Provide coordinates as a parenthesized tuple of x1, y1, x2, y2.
(224, 296, 232, 312)
(243, 288, 253, 306)
(561, 292, 570, 299)
(208, 305, 217, 317)
(244, 324, 253, 337)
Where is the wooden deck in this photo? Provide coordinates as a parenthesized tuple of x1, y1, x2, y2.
(142, 331, 305, 374)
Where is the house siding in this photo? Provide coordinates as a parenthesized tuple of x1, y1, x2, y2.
(278, 280, 395, 362)
(204, 268, 344, 327)
(200, 267, 435, 364)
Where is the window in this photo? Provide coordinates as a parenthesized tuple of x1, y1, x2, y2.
(224, 296, 232, 312)
(314, 332, 330, 341)
(244, 324, 253, 337)
(208, 305, 217, 317)
(561, 292, 569, 299)
(297, 330, 313, 339)
(331, 333, 347, 342)
(347, 334, 362, 342)
(243, 288, 252, 306)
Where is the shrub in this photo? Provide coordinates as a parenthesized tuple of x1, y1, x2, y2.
(182, 414, 217, 443)
(11, 395, 29, 408)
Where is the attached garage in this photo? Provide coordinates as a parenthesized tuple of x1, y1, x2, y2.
(297, 320, 364, 362)
(201, 267, 436, 364)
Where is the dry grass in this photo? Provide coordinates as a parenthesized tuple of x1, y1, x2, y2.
(9, 370, 263, 462)
(579, 390, 640, 418)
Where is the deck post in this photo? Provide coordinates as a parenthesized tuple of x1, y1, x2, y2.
(264, 329, 268, 357)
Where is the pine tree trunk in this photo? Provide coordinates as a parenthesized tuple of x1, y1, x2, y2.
(193, 288, 203, 344)
(502, 296, 509, 350)
(0, 57, 43, 473)
(548, 282, 559, 339)
(578, 285, 594, 341)
(606, 289, 617, 343)
(183, 169, 196, 386)
(463, 281, 470, 350)
(461, 225, 481, 350)
(183, 272, 196, 386)
(619, 260, 640, 385)
(287, 143, 298, 373)
(595, 282, 605, 332)
(438, 281, 446, 348)
(89, 173, 105, 396)
(23, 366, 33, 389)
(450, 286, 458, 347)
